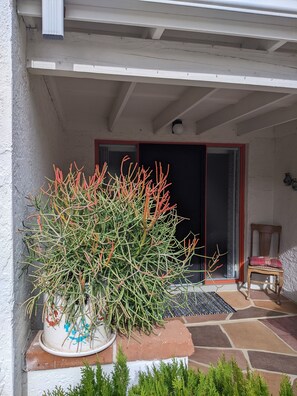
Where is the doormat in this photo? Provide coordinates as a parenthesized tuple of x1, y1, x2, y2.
(164, 292, 236, 318)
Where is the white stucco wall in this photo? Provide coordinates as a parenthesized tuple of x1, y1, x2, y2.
(246, 137, 275, 226)
(0, 1, 15, 394)
(0, 4, 65, 394)
(273, 125, 297, 302)
(27, 357, 187, 395)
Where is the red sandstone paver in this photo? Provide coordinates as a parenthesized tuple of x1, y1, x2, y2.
(261, 316, 297, 351)
(222, 321, 295, 353)
(217, 291, 251, 309)
(250, 289, 291, 303)
(254, 300, 297, 315)
(249, 289, 279, 301)
(248, 351, 297, 375)
(184, 313, 229, 324)
(190, 347, 248, 370)
(118, 320, 194, 362)
(230, 306, 285, 320)
(189, 325, 232, 348)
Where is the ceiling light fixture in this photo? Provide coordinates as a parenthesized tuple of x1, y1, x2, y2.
(172, 119, 184, 135)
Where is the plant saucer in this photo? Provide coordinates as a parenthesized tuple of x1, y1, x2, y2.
(39, 330, 116, 357)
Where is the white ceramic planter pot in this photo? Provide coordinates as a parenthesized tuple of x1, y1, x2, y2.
(39, 298, 116, 357)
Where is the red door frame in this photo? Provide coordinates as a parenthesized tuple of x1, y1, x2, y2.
(94, 140, 245, 285)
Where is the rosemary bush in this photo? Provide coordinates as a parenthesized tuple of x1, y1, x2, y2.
(44, 351, 294, 396)
(43, 348, 129, 396)
(129, 357, 271, 396)
(23, 158, 208, 335)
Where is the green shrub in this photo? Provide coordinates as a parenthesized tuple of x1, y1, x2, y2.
(245, 369, 270, 396)
(43, 348, 129, 396)
(44, 351, 293, 396)
(279, 376, 295, 396)
(129, 357, 271, 396)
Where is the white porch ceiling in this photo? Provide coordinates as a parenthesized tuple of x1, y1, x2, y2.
(18, 0, 297, 134)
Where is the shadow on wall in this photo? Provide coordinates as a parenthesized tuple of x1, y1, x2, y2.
(280, 248, 297, 303)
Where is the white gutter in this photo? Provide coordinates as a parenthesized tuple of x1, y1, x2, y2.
(140, 0, 297, 18)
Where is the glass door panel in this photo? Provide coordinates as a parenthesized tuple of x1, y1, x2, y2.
(206, 147, 240, 280)
(98, 144, 137, 177)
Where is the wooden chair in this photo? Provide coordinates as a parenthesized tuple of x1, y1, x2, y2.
(247, 224, 284, 305)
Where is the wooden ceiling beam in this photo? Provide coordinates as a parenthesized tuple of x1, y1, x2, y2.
(147, 27, 165, 40)
(153, 87, 215, 133)
(237, 102, 297, 135)
(27, 31, 297, 92)
(108, 82, 136, 132)
(196, 92, 292, 134)
(265, 40, 287, 53)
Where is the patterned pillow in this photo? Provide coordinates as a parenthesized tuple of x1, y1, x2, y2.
(249, 256, 283, 269)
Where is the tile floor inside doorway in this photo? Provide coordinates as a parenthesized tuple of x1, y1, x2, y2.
(177, 289, 297, 395)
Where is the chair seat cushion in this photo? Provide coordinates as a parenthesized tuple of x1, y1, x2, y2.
(249, 256, 283, 269)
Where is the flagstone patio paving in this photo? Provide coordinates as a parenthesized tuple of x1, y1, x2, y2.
(181, 289, 297, 396)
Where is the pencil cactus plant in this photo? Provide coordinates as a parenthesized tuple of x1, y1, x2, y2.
(23, 157, 207, 339)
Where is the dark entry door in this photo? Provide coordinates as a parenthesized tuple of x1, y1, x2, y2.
(139, 144, 206, 283)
